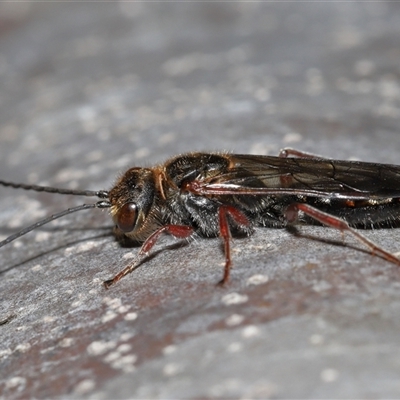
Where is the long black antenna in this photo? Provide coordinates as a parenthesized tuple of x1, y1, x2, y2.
(0, 180, 109, 199)
(0, 180, 111, 248)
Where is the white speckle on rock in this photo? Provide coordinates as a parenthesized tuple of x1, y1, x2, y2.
(64, 241, 98, 256)
(312, 280, 333, 292)
(87, 340, 116, 356)
(103, 351, 121, 363)
(0, 348, 12, 358)
(221, 292, 249, 305)
(309, 334, 324, 345)
(241, 325, 260, 338)
(247, 274, 269, 286)
(15, 342, 31, 353)
(12, 241, 23, 249)
(30, 264, 42, 272)
(6, 376, 26, 389)
(226, 342, 243, 353)
(110, 354, 137, 372)
(71, 300, 83, 308)
(42, 315, 56, 323)
(34, 231, 51, 242)
(117, 305, 130, 314)
(73, 379, 96, 395)
(163, 362, 182, 376)
(119, 332, 134, 341)
(117, 343, 132, 353)
(102, 311, 118, 323)
(225, 314, 245, 327)
(162, 345, 177, 355)
(103, 297, 122, 309)
(124, 312, 138, 321)
(320, 368, 339, 382)
(122, 251, 136, 260)
(59, 338, 74, 348)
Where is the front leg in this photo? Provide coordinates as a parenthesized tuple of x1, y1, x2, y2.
(104, 225, 194, 288)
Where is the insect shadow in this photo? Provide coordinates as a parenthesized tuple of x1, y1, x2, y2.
(285, 225, 377, 259)
(0, 230, 112, 277)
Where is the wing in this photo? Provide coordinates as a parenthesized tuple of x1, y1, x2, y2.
(199, 154, 400, 199)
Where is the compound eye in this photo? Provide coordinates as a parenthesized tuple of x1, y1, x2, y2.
(116, 203, 138, 233)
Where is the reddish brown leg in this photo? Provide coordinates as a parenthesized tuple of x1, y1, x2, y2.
(285, 203, 400, 266)
(279, 148, 326, 159)
(218, 205, 250, 285)
(104, 225, 194, 288)
(139, 225, 193, 255)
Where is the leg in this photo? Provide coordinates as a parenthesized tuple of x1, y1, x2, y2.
(285, 203, 400, 266)
(104, 225, 194, 288)
(279, 148, 328, 159)
(218, 205, 250, 285)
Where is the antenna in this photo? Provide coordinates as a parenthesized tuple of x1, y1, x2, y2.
(0, 180, 109, 198)
(0, 180, 111, 248)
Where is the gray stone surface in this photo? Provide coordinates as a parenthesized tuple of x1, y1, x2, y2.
(1, 2, 400, 398)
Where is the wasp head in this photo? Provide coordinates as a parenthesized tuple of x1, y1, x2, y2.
(109, 168, 156, 241)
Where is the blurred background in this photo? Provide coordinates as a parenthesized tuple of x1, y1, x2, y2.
(1, 2, 400, 398)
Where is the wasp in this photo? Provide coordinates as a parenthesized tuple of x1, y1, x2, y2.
(1, 148, 400, 288)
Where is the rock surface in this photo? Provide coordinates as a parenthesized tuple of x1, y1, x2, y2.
(1, 3, 400, 398)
